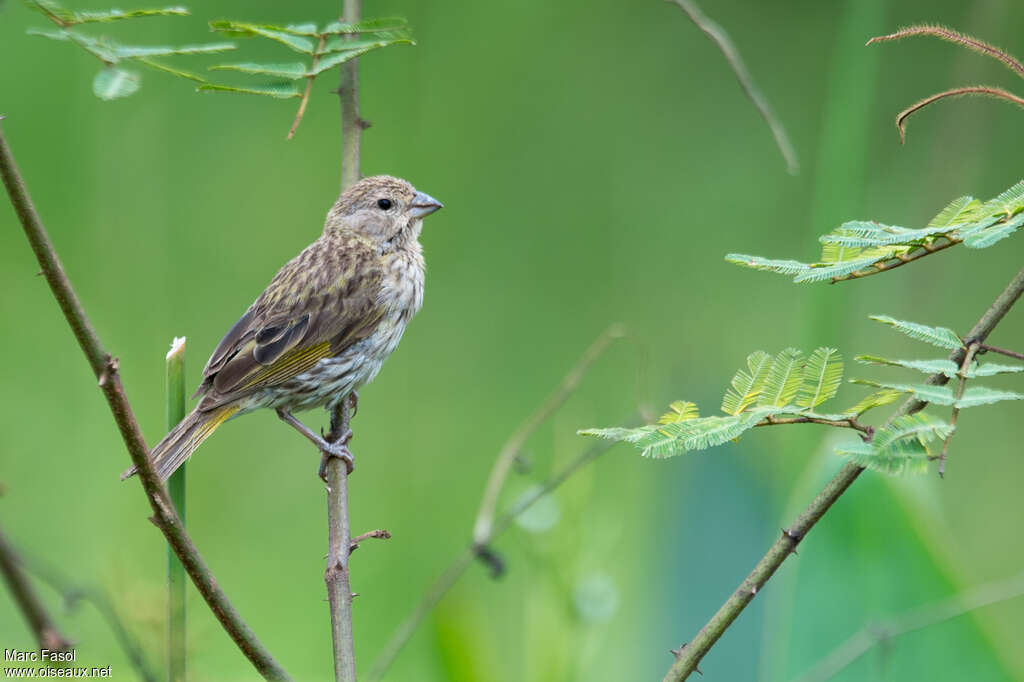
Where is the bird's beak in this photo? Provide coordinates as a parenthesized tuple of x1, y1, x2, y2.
(409, 191, 443, 219)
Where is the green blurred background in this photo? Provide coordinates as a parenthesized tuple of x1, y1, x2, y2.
(3, 0, 1024, 680)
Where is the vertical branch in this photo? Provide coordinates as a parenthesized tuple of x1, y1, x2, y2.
(338, 0, 364, 192)
(326, 2, 362, 680)
(325, 397, 356, 682)
(0, 523, 72, 653)
(166, 337, 187, 682)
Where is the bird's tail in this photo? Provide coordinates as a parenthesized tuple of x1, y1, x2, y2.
(122, 405, 238, 482)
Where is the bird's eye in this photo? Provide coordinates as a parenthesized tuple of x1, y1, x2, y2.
(377, 198, 393, 211)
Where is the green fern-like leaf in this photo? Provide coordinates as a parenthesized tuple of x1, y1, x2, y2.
(721, 351, 772, 415)
(792, 256, 886, 283)
(758, 348, 804, 407)
(962, 212, 1024, 249)
(874, 413, 954, 449)
(927, 196, 981, 228)
(954, 387, 1024, 408)
(796, 347, 843, 409)
(210, 62, 308, 79)
(819, 222, 949, 248)
(658, 401, 699, 424)
(968, 363, 1024, 377)
(725, 254, 812, 276)
(835, 437, 931, 475)
(209, 20, 318, 54)
(198, 82, 302, 98)
(869, 315, 962, 350)
(850, 379, 955, 405)
(843, 388, 905, 417)
(855, 355, 958, 378)
(980, 180, 1024, 217)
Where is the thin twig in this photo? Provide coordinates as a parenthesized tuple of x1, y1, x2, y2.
(0, 523, 72, 653)
(662, 266, 1024, 681)
(471, 324, 627, 548)
(980, 342, 1024, 361)
(667, 0, 799, 174)
(935, 343, 978, 477)
(791, 571, 1024, 682)
(867, 25, 1024, 80)
(831, 237, 960, 283)
(0, 124, 292, 682)
(758, 414, 873, 438)
(325, 396, 356, 682)
(19, 547, 158, 682)
(366, 440, 616, 682)
(350, 529, 391, 554)
(894, 86, 1024, 143)
(288, 35, 327, 140)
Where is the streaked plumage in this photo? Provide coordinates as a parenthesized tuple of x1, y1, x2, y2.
(125, 175, 442, 481)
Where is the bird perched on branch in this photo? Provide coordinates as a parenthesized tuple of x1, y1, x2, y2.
(124, 175, 442, 482)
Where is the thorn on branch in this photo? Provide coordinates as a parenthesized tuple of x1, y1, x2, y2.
(473, 544, 506, 579)
(97, 355, 119, 387)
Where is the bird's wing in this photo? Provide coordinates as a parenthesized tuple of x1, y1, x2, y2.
(195, 235, 385, 410)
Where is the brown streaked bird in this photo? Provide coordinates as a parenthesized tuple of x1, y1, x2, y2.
(124, 175, 442, 482)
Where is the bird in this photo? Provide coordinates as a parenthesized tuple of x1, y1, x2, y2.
(123, 175, 442, 482)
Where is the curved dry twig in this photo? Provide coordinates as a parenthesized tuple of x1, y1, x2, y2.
(867, 25, 1024, 80)
(668, 0, 799, 174)
(895, 86, 1024, 143)
(0, 125, 291, 682)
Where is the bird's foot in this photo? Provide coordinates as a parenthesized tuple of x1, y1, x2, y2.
(318, 432, 354, 481)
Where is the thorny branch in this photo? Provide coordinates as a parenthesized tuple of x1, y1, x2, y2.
(662, 266, 1024, 681)
(0, 124, 292, 682)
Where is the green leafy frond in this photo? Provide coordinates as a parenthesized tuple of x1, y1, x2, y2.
(28, 28, 119, 62)
(843, 388, 905, 417)
(27, 1, 188, 25)
(928, 196, 981, 228)
(321, 17, 410, 34)
(855, 355, 958, 378)
(835, 437, 931, 475)
(658, 401, 699, 424)
(850, 379, 955, 405)
(757, 348, 804, 407)
(869, 315, 962, 350)
(954, 387, 1024, 408)
(721, 351, 772, 415)
(93, 66, 140, 99)
(136, 58, 205, 82)
(980, 180, 1024, 217)
(310, 36, 415, 74)
(819, 222, 947, 248)
(874, 413, 954, 448)
(962, 212, 1024, 249)
(209, 20, 318, 53)
(796, 347, 843, 409)
(113, 42, 235, 59)
(198, 82, 302, 98)
(210, 62, 308, 79)
(968, 362, 1024, 377)
(792, 256, 887, 283)
(725, 254, 811, 276)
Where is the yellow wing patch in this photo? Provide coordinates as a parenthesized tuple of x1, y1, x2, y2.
(243, 341, 333, 389)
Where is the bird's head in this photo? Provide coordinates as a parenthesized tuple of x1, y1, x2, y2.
(325, 175, 443, 251)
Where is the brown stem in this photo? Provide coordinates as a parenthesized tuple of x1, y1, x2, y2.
(757, 414, 873, 438)
(325, 397, 356, 682)
(895, 86, 1024, 143)
(936, 343, 978, 477)
(288, 36, 327, 140)
(338, 0, 363, 192)
(0, 124, 291, 681)
(662, 266, 1024, 681)
(0, 523, 72, 653)
(867, 25, 1024, 81)
(980, 342, 1024, 361)
(349, 529, 391, 554)
(831, 236, 960, 283)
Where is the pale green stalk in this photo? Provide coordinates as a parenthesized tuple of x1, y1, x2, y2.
(166, 337, 187, 682)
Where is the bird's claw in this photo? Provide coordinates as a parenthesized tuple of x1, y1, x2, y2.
(318, 431, 354, 481)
